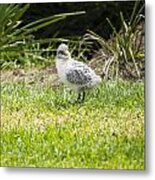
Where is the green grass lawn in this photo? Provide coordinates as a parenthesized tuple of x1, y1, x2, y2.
(1, 70, 144, 169)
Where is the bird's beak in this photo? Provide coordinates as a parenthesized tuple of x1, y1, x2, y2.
(64, 50, 69, 56)
(65, 50, 71, 57)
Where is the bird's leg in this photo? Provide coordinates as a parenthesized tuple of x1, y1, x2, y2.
(77, 92, 81, 102)
(81, 91, 85, 102)
(77, 91, 85, 103)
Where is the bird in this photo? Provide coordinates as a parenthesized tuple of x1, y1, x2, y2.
(56, 43, 101, 103)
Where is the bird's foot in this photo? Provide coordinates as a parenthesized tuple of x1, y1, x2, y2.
(69, 99, 77, 104)
(69, 91, 85, 104)
(69, 98, 83, 104)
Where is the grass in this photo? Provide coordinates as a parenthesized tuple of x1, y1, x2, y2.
(1, 70, 144, 169)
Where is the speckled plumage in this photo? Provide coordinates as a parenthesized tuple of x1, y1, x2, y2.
(56, 43, 101, 102)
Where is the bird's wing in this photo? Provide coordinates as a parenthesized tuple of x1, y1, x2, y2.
(66, 62, 93, 85)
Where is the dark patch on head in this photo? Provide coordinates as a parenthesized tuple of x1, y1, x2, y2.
(58, 50, 67, 56)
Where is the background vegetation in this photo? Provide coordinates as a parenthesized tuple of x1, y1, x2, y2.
(1, 1, 145, 169)
(22, 1, 144, 39)
(0, 1, 145, 79)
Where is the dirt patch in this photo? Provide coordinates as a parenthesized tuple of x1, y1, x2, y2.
(1, 65, 61, 88)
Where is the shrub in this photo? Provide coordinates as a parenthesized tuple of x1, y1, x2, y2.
(84, 1, 145, 80)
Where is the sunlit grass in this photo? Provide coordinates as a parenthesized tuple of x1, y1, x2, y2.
(1, 71, 144, 169)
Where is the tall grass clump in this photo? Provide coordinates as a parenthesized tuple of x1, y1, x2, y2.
(84, 1, 144, 80)
(0, 4, 86, 69)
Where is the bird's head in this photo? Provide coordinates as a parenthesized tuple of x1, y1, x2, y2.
(56, 43, 71, 60)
